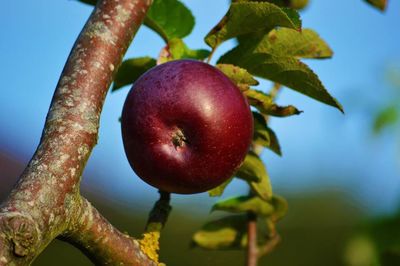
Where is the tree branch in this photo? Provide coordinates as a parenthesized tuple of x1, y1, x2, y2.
(0, 0, 155, 265)
(62, 198, 156, 266)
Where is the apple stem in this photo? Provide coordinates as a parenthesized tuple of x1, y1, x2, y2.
(145, 191, 172, 230)
(172, 129, 188, 148)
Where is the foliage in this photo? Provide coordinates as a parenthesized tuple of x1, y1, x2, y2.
(110, 0, 333, 262)
(76, 0, 391, 264)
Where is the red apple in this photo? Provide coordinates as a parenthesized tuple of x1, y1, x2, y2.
(121, 60, 253, 194)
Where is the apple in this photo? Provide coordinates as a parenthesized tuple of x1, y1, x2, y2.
(121, 60, 253, 194)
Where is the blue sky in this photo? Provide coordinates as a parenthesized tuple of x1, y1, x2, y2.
(1, 0, 399, 214)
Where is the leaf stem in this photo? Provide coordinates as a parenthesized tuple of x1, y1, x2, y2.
(246, 212, 258, 266)
(206, 46, 217, 64)
(269, 83, 282, 101)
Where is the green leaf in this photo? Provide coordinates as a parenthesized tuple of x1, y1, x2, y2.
(373, 105, 398, 134)
(112, 57, 156, 91)
(219, 27, 342, 112)
(237, 0, 309, 10)
(205, 2, 301, 48)
(144, 0, 194, 42)
(244, 89, 302, 117)
(280, 7, 302, 29)
(192, 215, 247, 250)
(220, 48, 343, 112)
(261, 28, 333, 59)
(270, 195, 288, 221)
(216, 64, 259, 91)
(237, 152, 272, 200)
(248, 169, 273, 201)
(208, 177, 233, 197)
(236, 151, 267, 182)
(158, 38, 210, 64)
(252, 112, 282, 155)
(77, 0, 194, 42)
(212, 195, 275, 217)
(364, 0, 387, 11)
(290, 0, 309, 10)
(77, 0, 97, 5)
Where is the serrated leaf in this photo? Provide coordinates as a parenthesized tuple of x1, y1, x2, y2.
(220, 49, 343, 112)
(253, 112, 282, 155)
(192, 215, 247, 250)
(244, 89, 302, 117)
(212, 195, 275, 217)
(216, 64, 259, 91)
(373, 105, 398, 134)
(262, 28, 333, 59)
(205, 2, 301, 49)
(280, 7, 301, 28)
(208, 177, 233, 197)
(144, 0, 194, 42)
(236, 151, 267, 182)
(219, 27, 341, 112)
(112, 57, 156, 91)
(364, 0, 387, 11)
(158, 38, 210, 64)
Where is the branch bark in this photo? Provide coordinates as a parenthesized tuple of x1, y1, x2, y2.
(0, 0, 156, 265)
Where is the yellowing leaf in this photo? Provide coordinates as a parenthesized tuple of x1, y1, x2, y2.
(208, 177, 233, 197)
(216, 64, 259, 91)
(236, 151, 267, 182)
(244, 89, 302, 117)
(192, 215, 247, 250)
(212, 195, 275, 217)
(261, 28, 333, 59)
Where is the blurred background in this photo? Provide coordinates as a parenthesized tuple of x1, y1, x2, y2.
(1, 0, 400, 265)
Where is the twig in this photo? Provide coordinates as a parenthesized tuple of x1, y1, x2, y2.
(246, 212, 258, 266)
(257, 233, 281, 258)
(269, 83, 282, 100)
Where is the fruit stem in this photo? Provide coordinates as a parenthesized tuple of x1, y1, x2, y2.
(172, 129, 187, 148)
(139, 191, 172, 265)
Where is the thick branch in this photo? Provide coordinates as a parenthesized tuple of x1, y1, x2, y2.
(0, 0, 154, 265)
(63, 198, 156, 266)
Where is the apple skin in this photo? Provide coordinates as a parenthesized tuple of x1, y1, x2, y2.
(121, 60, 253, 194)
